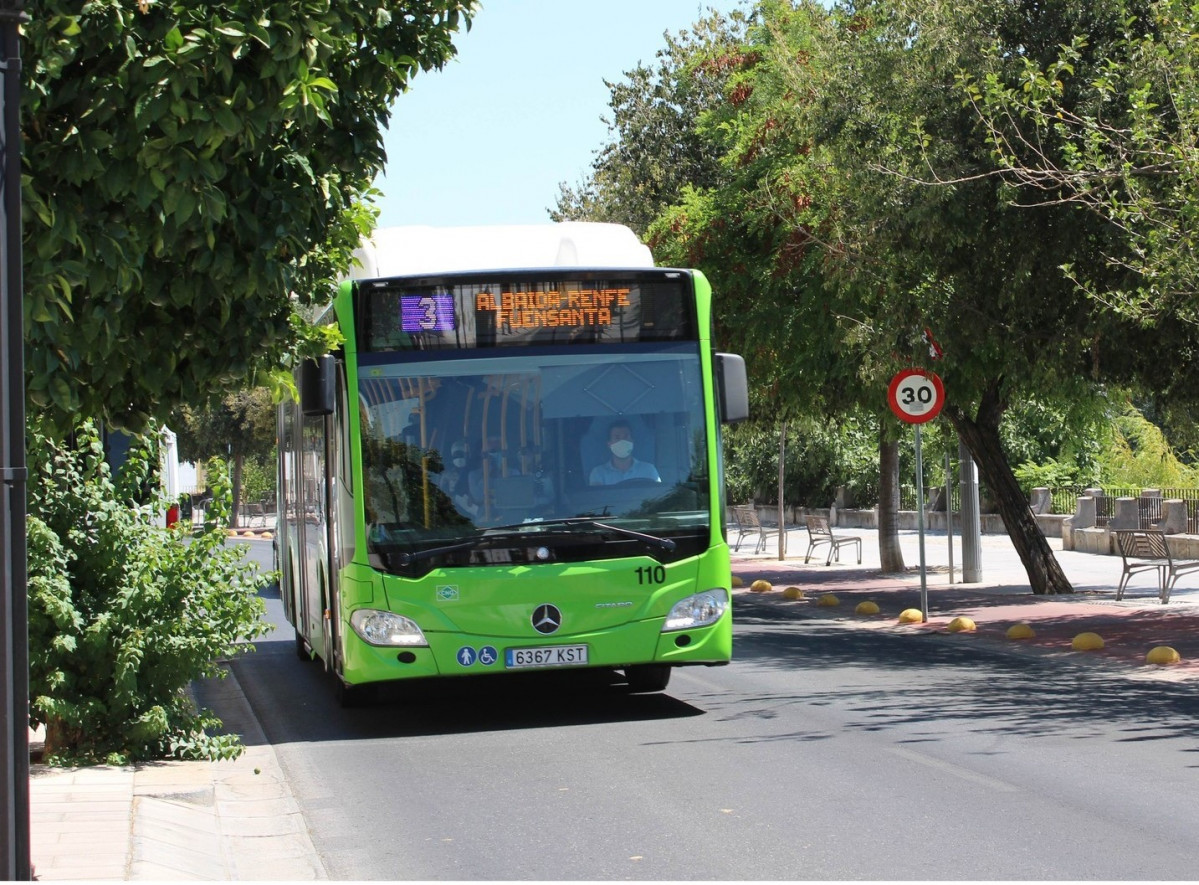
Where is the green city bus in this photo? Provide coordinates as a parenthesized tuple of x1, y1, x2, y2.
(276, 224, 748, 704)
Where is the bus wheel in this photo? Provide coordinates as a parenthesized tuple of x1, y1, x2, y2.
(295, 628, 313, 662)
(334, 675, 376, 709)
(625, 665, 671, 693)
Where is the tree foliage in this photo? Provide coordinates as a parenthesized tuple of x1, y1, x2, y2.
(552, 9, 748, 235)
(174, 387, 277, 521)
(562, 0, 1199, 593)
(175, 387, 276, 467)
(1099, 403, 1199, 487)
(27, 420, 266, 764)
(806, 0, 1199, 592)
(724, 412, 880, 506)
(962, 0, 1199, 320)
(24, 0, 474, 433)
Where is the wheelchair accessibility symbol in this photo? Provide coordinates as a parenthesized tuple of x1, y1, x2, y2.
(478, 646, 498, 666)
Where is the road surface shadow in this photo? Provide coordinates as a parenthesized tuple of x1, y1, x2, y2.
(727, 592, 1199, 750)
(199, 642, 704, 747)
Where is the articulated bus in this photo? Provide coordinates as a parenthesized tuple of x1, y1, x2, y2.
(276, 223, 748, 704)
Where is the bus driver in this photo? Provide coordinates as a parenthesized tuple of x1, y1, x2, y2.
(588, 419, 661, 486)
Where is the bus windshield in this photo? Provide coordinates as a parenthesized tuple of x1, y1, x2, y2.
(358, 344, 710, 573)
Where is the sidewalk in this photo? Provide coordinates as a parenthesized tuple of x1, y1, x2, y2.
(730, 525, 1199, 681)
(28, 526, 1199, 880)
(29, 665, 327, 881)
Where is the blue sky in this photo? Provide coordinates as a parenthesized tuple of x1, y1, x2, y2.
(372, 0, 746, 228)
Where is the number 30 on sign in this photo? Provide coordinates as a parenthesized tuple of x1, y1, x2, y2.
(887, 369, 945, 424)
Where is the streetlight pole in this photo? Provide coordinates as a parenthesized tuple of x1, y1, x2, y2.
(0, 1, 28, 879)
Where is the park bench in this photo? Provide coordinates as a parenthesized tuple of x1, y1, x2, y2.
(804, 515, 862, 566)
(730, 504, 779, 554)
(1114, 529, 1199, 604)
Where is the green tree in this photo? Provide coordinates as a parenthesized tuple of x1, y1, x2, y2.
(962, 0, 1199, 321)
(643, 0, 913, 570)
(787, 0, 1199, 593)
(594, 0, 1199, 593)
(174, 387, 277, 526)
(24, 0, 474, 434)
(552, 9, 748, 234)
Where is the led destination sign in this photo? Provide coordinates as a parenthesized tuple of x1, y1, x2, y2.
(399, 294, 456, 333)
(475, 288, 631, 330)
(358, 272, 697, 351)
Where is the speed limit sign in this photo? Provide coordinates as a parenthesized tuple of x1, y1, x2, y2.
(888, 369, 945, 424)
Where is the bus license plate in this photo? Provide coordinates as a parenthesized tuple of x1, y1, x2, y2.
(505, 645, 589, 669)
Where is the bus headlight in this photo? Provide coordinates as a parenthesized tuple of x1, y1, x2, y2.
(663, 589, 729, 632)
(350, 609, 429, 647)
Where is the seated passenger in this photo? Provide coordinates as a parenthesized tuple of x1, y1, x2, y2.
(588, 420, 661, 486)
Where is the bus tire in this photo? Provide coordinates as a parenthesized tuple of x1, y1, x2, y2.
(625, 664, 671, 693)
(334, 676, 375, 709)
(295, 628, 313, 662)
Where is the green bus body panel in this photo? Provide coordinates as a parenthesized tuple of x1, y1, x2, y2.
(284, 267, 735, 687)
(341, 609, 732, 684)
(337, 546, 732, 685)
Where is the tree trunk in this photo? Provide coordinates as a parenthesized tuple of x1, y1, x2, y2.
(945, 389, 1073, 595)
(777, 420, 787, 560)
(43, 717, 82, 758)
(230, 453, 245, 527)
(878, 422, 906, 573)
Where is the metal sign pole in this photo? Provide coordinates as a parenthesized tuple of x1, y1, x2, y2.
(0, 3, 28, 878)
(945, 451, 954, 584)
(887, 366, 943, 627)
(915, 425, 928, 623)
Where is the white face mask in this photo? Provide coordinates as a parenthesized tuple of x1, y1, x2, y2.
(608, 439, 634, 460)
(452, 457, 467, 469)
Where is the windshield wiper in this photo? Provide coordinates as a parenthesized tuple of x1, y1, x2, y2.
(396, 518, 677, 566)
(395, 525, 572, 565)
(396, 539, 480, 566)
(488, 517, 677, 552)
(586, 520, 676, 552)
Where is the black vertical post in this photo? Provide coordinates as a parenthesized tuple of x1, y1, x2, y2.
(0, 1, 27, 880)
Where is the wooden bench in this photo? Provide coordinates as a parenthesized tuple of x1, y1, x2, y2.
(804, 516, 861, 566)
(1114, 529, 1199, 603)
(730, 504, 779, 554)
(244, 502, 267, 527)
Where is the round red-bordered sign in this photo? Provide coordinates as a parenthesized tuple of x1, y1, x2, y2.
(888, 369, 945, 424)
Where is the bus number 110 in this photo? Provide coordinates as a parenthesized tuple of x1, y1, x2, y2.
(635, 565, 667, 585)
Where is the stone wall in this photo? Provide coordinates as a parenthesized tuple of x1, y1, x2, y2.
(739, 488, 1199, 560)
(751, 504, 1006, 535)
(1060, 490, 1199, 557)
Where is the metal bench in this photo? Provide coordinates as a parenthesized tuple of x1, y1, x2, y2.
(1115, 529, 1199, 603)
(804, 516, 862, 566)
(730, 504, 779, 554)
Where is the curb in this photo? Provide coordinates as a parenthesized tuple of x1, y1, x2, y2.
(729, 576, 1199, 685)
(187, 664, 329, 880)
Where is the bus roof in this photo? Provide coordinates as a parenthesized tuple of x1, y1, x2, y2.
(349, 222, 655, 278)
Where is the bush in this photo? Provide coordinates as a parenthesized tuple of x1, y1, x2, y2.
(27, 420, 267, 765)
(724, 414, 879, 507)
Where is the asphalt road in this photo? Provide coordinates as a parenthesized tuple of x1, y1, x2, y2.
(225, 539, 1199, 880)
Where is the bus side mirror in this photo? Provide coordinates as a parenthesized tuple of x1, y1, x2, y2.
(300, 355, 336, 417)
(716, 353, 749, 424)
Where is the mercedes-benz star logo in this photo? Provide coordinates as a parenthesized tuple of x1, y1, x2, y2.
(532, 603, 562, 635)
